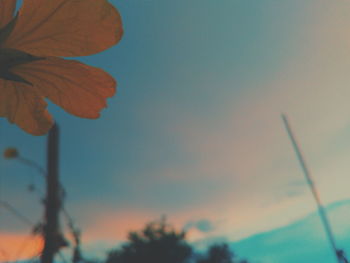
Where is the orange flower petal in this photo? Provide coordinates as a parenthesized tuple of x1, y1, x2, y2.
(0, 0, 16, 28)
(0, 79, 54, 135)
(13, 57, 116, 119)
(3, 0, 123, 57)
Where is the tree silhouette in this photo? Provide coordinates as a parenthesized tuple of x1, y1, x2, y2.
(196, 243, 248, 263)
(106, 217, 192, 263)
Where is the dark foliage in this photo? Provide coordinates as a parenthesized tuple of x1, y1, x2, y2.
(196, 243, 248, 263)
(106, 218, 192, 263)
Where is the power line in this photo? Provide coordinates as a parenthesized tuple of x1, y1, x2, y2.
(0, 200, 34, 227)
(0, 199, 43, 263)
(2, 135, 82, 263)
(17, 157, 47, 178)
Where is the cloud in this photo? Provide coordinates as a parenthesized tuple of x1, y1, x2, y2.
(0, 232, 43, 262)
(65, 1, 350, 250)
(81, 208, 156, 242)
(184, 219, 215, 233)
(196, 219, 215, 233)
(5, 2, 350, 260)
(146, 0, 350, 242)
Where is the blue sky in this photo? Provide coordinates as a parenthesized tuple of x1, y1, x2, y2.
(2, 0, 350, 262)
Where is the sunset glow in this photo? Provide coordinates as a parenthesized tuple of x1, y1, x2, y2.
(2, 0, 350, 262)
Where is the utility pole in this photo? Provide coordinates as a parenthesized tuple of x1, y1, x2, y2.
(282, 114, 348, 263)
(41, 124, 61, 263)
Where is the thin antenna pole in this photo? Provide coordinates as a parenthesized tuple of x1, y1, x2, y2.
(281, 114, 344, 263)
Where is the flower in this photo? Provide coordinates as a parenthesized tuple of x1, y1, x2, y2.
(0, 0, 123, 135)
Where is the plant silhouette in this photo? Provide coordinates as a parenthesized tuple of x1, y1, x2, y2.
(106, 218, 192, 263)
(105, 218, 249, 263)
(196, 243, 249, 263)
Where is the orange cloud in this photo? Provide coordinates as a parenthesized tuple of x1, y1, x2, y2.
(0, 232, 43, 262)
(78, 204, 222, 248)
(83, 209, 156, 242)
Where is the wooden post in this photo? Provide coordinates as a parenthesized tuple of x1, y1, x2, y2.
(41, 124, 60, 263)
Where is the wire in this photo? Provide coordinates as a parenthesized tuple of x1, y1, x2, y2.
(17, 157, 46, 178)
(0, 200, 43, 262)
(0, 200, 34, 227)
(3, 154, 81, 262)
(14, 156, 67, 198)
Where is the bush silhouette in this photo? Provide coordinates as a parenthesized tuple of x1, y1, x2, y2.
(106, 217, 192, 263)
(196, 243, 248, 263)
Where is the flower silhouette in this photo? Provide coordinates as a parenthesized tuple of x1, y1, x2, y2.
(0, 0, 123, 135)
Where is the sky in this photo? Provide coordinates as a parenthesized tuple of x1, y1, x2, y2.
(2, 0, 350, 262)
(231, 200, 350, 262)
